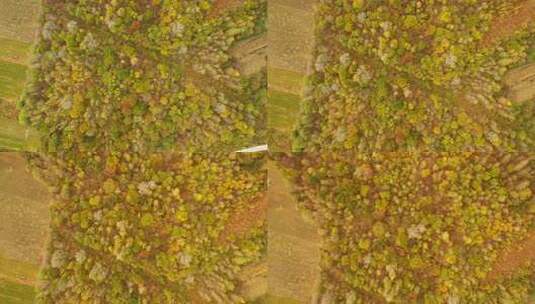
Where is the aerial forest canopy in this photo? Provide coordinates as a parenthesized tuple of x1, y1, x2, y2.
(16, 0, 267, 303)
(289, 152, 535, 303)
(31, 152, 266, 303)
(19, 0, 267, 157)
(293, 0, 535, 152)
(283, 0, 535, 303)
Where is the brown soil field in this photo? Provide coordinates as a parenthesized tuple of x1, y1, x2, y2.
(489, 232, 535, 281)
(267, 161, 320, 303)
(0, 0, 41, 43)
(0, 153, 50, 283)
(482, 0, 535, 47)
(268, 1, 315, 75)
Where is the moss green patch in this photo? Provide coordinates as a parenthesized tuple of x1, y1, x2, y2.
(0, 60, 27, 101)
(0, 118, 40, 151)
(268, 68, 305, 94)
(267, 90, 301, 132)
(0, 279, 36, 304)
(527, 46, 535, 64)
(0, 38, 32, 65)
(268, 90, 301, 151)
(0, 254, 38, 304)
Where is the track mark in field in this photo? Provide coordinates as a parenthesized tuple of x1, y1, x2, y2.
(488, 232, 535, 281)
(482, 0, 535, 47)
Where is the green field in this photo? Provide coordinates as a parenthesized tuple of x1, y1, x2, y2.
(267, 90, 301, 132)
(0, 279, 36, 304)
(0, 36, 36, 151)
(0, 255, 39, 304)
(0, 60, 27, 102)
(0, 37, 32, 65)
(267, 90, 301, 151)
(0, 119, 40, 151)
(268, 67, 304, 95)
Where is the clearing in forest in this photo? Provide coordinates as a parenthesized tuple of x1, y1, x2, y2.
(267, 162, 321, 303)
(0, 153, 50, 303)
(0, 0, 40, 151)
(267, 0, 316, 151)
(489, 232, 535, 281)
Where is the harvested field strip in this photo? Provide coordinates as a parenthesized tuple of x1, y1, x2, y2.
(268, 90, 301, 132)
(0, 230, 39, 303)
(267, 162, 320, 303)
(0, 38, 32, 65)
(0, 0, 40, 43)
(267, 67, 305, 151)
(270, 0, 315, 11)
(0, 60, 27, 101)
(0, 153, 49, 270)
(268, 67, 305, 95)
(268, 1, 315, 74)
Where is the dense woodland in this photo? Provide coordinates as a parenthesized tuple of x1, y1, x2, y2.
(286, 152, 535, 303)
(19, 0, 266, 155)
(294, 0, 535, 152)
(31, 152, 266, 303)
(285, 0, 535, 303)
(17, 0, 267, 303)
